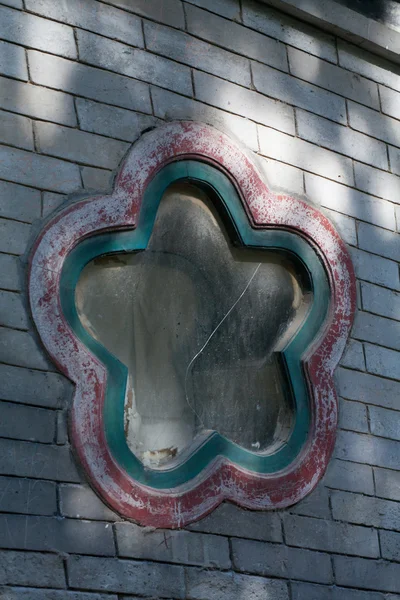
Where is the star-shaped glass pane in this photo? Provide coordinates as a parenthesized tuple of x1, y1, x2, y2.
(76, 183, 312, 469)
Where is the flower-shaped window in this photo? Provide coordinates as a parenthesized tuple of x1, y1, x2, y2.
(76, 180, 311, 471)
(29, 122, 355, 526)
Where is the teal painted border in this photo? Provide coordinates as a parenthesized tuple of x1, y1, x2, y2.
(60, 161, 329, 489)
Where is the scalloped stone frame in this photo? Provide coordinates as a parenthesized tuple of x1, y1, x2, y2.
(29, 121, 356, 528)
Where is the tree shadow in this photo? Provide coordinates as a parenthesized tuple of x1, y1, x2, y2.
(1, 0, 400, 594)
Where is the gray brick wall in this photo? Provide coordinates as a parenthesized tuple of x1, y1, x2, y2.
(0, 0, 400, 597)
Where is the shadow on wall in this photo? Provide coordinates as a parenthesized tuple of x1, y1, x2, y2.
(10, 0, 399, 231)
(334, 0, 397, 26)
(2, 0, 400, 592)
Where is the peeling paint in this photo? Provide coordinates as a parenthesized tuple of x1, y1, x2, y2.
(28, 121, 356, 528)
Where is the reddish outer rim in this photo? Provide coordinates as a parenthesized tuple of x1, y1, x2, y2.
(28, 121, 356, 528)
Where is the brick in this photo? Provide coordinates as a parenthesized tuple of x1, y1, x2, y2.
(232, 538, 332, 583)
(0, 218, 30, 255)
(350, 247, 399, 290)
(0, 254, 20, 291)
(76, 99, 159, 143)
(144, 21, 251, 87)
(0, 400, 55, 443)
(335, 429, 400, 471)
(0, 363, 71, 408)
(194, 71, 294, 134)
(0, 0, 23, 6)
(324, 459, 374, 495)
(184, 0, 240, 19)
(338, 40, 400, 93)
(253, 62, 346, 125)
(258, 156, 304, 195)
(243, 0, 336, 63)
(381, 530, 400, 562)
(0, 438, 80, 482)
(35, 122, 129, 170)
(28, 51, 150, 113)
(338, 366, 400, 410)
(0, 476, 56, 516)
(348, 101, 400, 148)
(0, 291, 28, 329)
(340, 341, 366, 371)
(305, 174, 396, 230)
(60, 484, 118, 521)
(0, 145, 81, 194)
(365, 343, 400, 379)
(354, 162, 400, 205)
(186, 568, 288, 600)
(43, 192, 66, 217)
(374, 467, 400, 501)
(354, 312, 400, 352)
(369, 405, 400, 441)
(297, 110, 387, 169)
(0, 328, 53, 370)
(380, 85, 400, 121)
(332, 490, 400, 531)
(289, 47, 379, 109)
(81, 167, 113, 192)
(0, 180, 41, 223)
(284, 514, 380, 557)
(188, 501, 282, 542)
(362, 282, 400, 320)
(152, 86, 259, 152)
(334, 555, 400, 593)
(0, 76, 77, 126)
(0, 590, 118, 600)
(258, 126, 354, 185)
(0, 550, 65, 587)
(77, 30, 192, 96)
(339, 398, 368, 432)
(291, 582, 385, 600)
(102, 0, 185, 28)
(389, 145, 400, 176)
(290, 485, 331, 519)
(116, 522, 230, 568)
(1, 290, 29, 328)
(323, 208, 357, 245)
(25, 0, 143, 47)
(185, 4, 288, 72)
(0, 5, 76, 58)
(0, 40, 27, 80)
(358, 222, 400, 263)
(56, 410, 68, 445)
(355, 280, 364, 315)
(68, 555, 185, 597)
(0, 514, 115, 556)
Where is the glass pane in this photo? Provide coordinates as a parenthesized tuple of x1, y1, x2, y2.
(76, 183, 311, 468)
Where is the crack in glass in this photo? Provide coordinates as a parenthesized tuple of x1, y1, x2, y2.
(76, 183, 311, 469)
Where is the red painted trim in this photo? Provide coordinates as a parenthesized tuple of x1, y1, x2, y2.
(28, 122, 356, 527)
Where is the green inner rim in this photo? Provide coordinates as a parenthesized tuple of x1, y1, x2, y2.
(61, 160, 330, 489)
